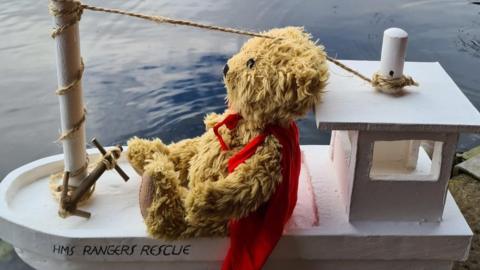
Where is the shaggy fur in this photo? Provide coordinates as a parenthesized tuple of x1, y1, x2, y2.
(127, 27, 329, 239)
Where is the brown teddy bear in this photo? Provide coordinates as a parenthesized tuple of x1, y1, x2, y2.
(126, 26, 328, 269)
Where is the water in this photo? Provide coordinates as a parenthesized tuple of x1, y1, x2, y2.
(1, 0, 479, 269)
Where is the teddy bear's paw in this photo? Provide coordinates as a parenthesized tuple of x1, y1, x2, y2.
(142, 156, 189, 240)
(142, 154, 182, 211)
(138, 153, 175, 218)
(139, 171, 155, 219)
(126, 137, 170, 175)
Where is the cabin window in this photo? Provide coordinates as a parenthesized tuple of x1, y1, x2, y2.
(369, 140, 443, 181)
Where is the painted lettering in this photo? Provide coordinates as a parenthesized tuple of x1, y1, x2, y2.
(139, 244, 191, 256)
(52, 244, 75, 256)
(83, 245, 137, 256)
(183, 245, 190, 255)
(52, 243, 188, 257)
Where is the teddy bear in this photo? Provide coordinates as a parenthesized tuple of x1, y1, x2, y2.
(126, 26, 328, 269)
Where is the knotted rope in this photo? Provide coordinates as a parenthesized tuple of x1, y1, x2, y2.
(371, 72, 418, 93)
(49, 0, 83, 38)
(70, 155, 89, 177)
(100, 147, 122, 170)
(81, 4, 270, 39)
(49, 177, 95, 205)
(326, 56, 418, 92)
(55, 58, 84, 96)
(56, 107, 86, 141)
(49, 0, 419, 103)
(49, 154, 92, 204)
(48, 0, 418, 91)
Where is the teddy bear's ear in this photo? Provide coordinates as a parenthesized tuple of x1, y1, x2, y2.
(256, 27, 329, 119)
(286, 43, 329, 117)
(295, 59, 328, 98)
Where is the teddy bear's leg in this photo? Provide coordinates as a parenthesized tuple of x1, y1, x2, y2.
(140, 153, 228, 239)
(126, 137, 169, 175)
(141, 153, 190, 240)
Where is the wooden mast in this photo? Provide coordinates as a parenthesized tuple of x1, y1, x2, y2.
(51, 0, 87, 186)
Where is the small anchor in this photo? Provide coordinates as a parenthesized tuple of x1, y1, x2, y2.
(58, 138, 129, 219)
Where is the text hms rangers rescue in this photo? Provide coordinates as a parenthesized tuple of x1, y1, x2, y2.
(52, 244, 191, 257)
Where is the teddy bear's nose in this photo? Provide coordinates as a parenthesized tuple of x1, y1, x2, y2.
(223, 64, 229, 77)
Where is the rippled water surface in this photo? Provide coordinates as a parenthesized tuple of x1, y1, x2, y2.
(1, 0, 480, 268)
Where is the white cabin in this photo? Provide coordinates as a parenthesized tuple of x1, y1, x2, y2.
(316, 60, 480, 222)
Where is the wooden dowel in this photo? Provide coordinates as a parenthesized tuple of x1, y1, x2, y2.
(52, 0, 88, 186)
(70, 163, 107, 204)
(61, 171, 70, 200)
(71, 209, 91, 219)
(91, 138, 129, 181)
(379, 28, 408, 80)
(91, 137, 107, 155)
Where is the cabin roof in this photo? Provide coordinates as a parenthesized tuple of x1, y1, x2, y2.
(315, 60, 480, 133)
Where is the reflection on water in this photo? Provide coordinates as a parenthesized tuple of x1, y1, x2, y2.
(1, 0, 480, 269)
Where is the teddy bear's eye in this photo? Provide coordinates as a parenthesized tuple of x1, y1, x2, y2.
(246, 58, 255, 69)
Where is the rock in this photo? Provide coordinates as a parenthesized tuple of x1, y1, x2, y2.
(454, 154, 480, 180)
(450, 174, 480, 270)
(460, 145, 480, 161)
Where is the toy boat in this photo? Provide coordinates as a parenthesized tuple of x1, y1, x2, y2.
(1, 59, 477, 270)
(0, 1, 478, 269)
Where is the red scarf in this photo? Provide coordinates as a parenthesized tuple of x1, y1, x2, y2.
(214, 114, 301, 270)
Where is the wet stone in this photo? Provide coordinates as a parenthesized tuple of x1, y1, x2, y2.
(454, 154, 480, 180)
(460, 145, 480, 161)
(449, 174, 480, 270)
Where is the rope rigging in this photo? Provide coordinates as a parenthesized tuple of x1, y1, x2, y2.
(49, 0, 419, 142)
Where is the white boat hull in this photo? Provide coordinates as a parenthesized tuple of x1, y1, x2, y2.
(0, 146, 472, 270)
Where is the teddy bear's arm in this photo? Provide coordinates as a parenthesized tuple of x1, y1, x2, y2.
(126, 137, 170, 175)
(167, 137, 201, 184)
(185, 136, 282, 223)
(127, 112, 225, 179)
